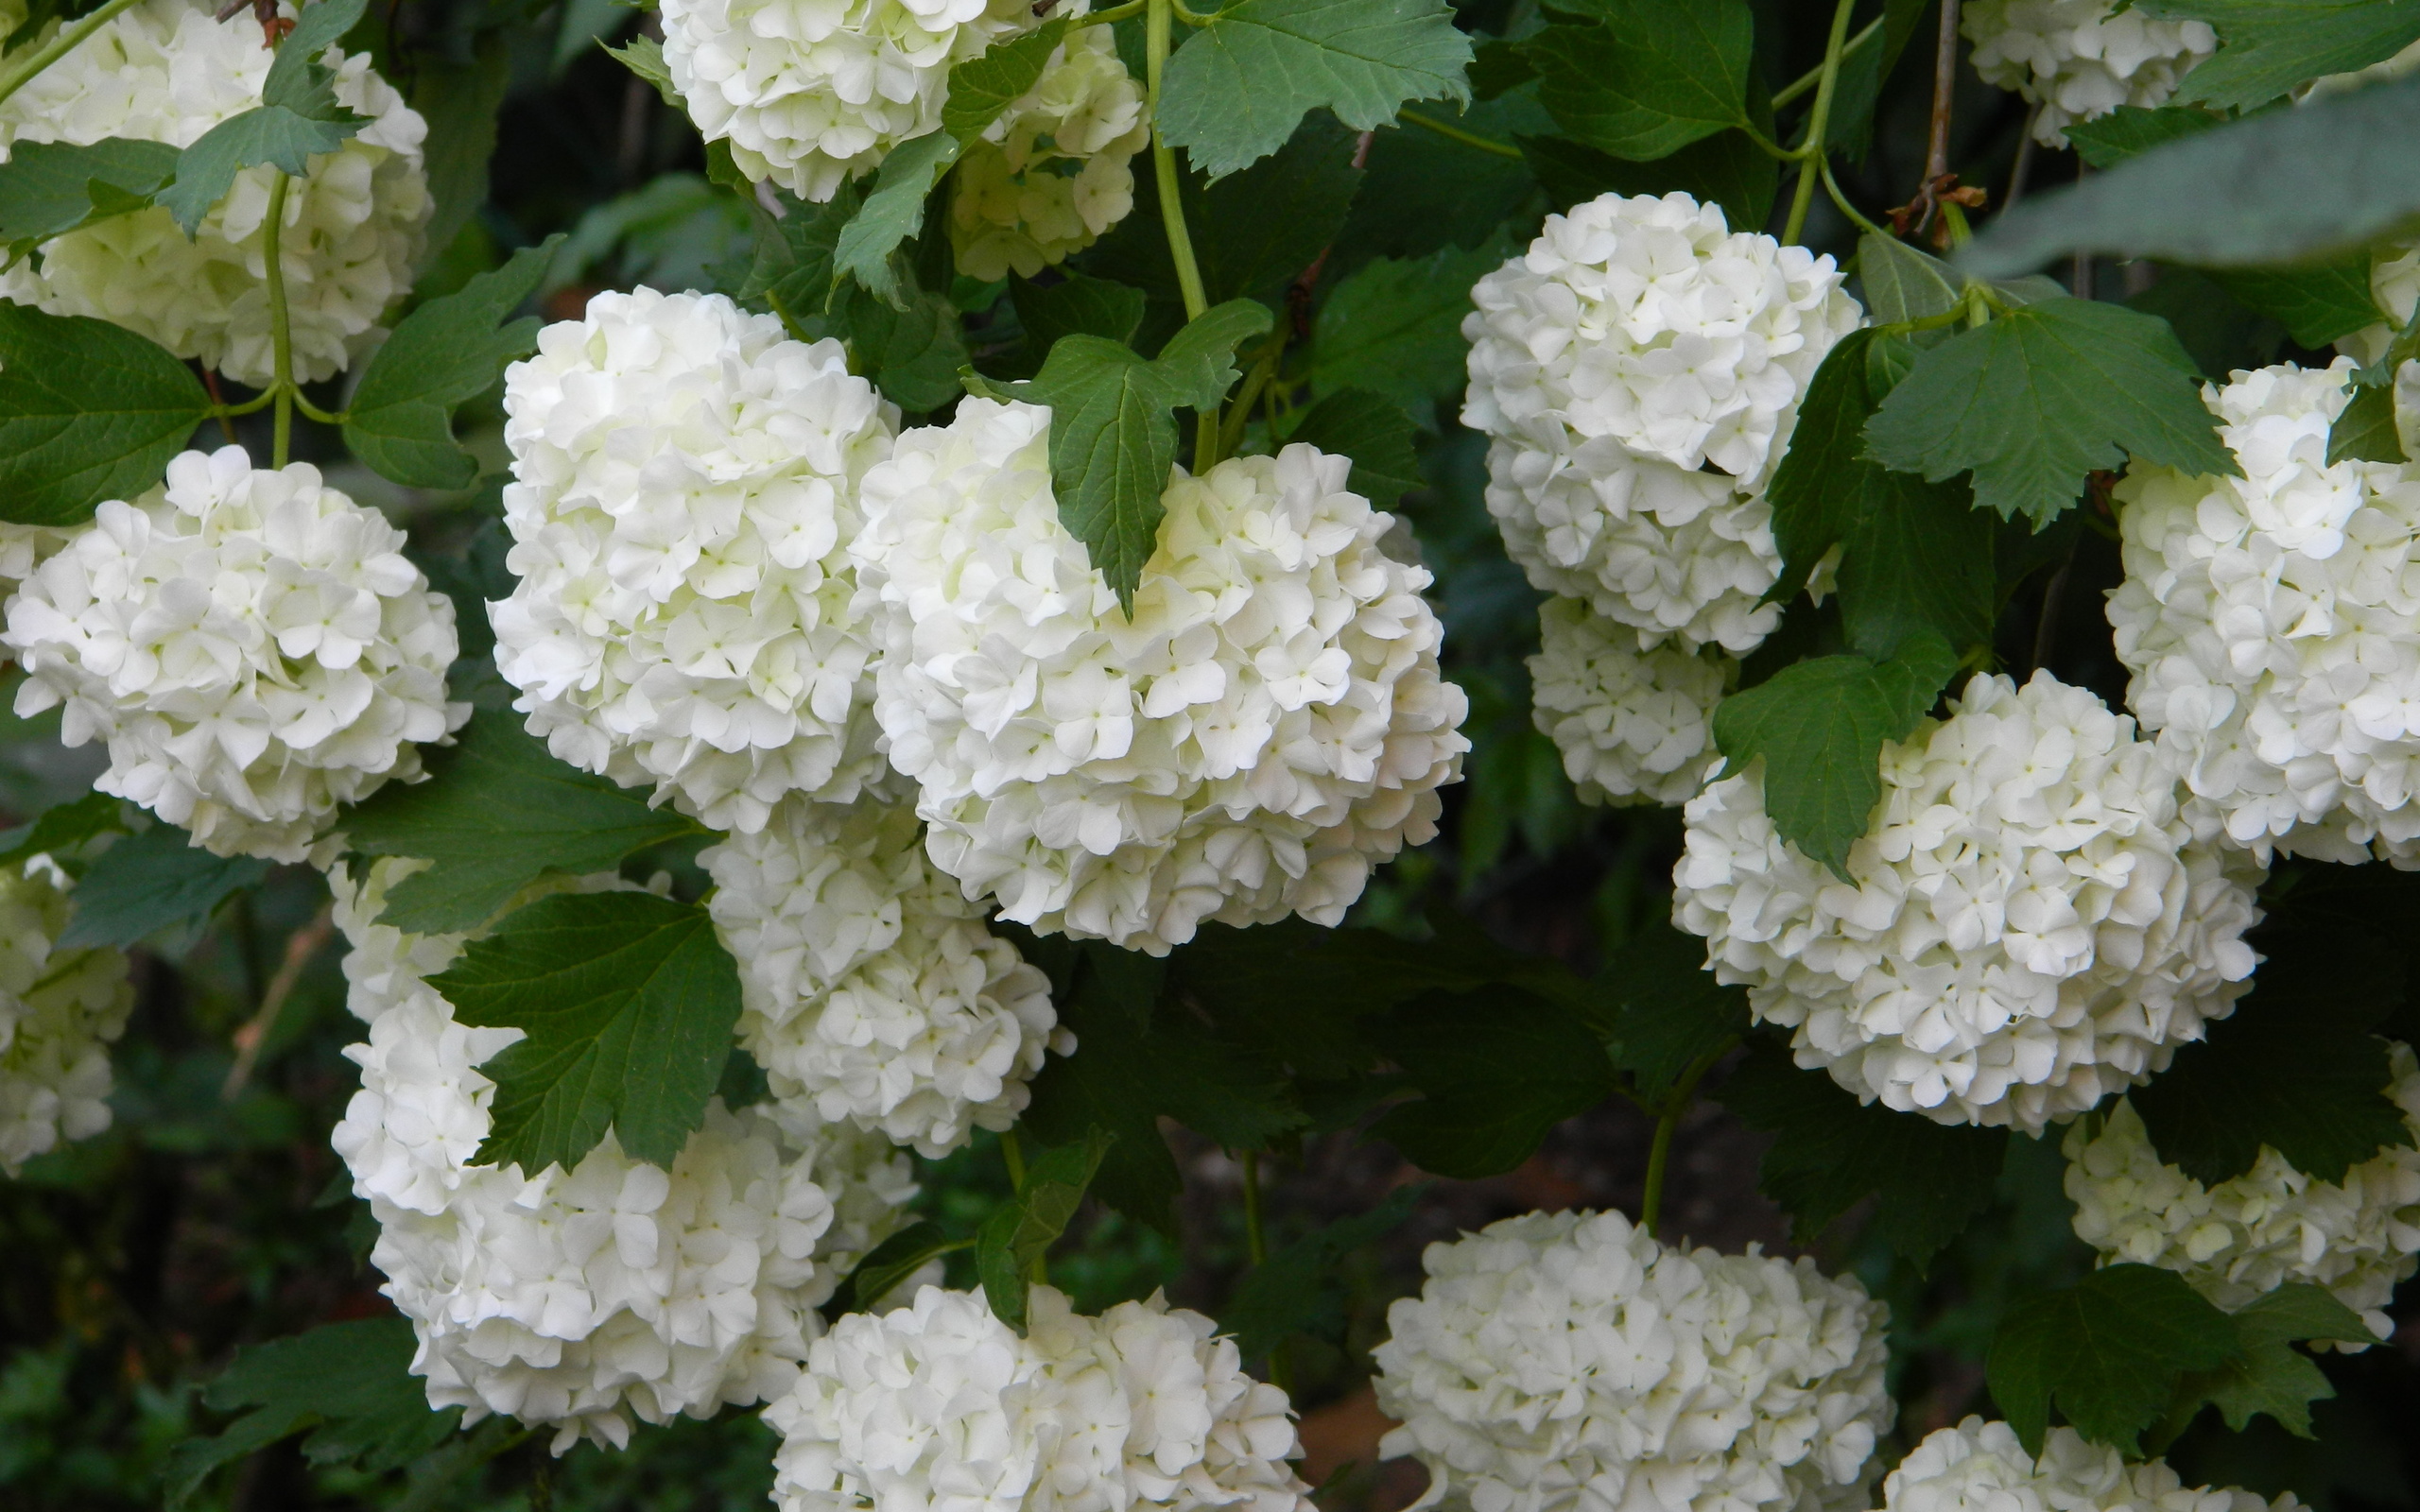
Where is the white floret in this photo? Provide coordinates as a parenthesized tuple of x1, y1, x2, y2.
(766, 1283, 1312, 1512)
(660, 0, 1040, 202)
(1463, 192, 1861, 653)
(1372, 1209, 1893, 1512)
(0, 856, 133, 1176)
(854, 400, 1469, 954)
(3, 447, 466, 863)
(2108, 360, 2420, 866)
(0, 0, 429, 386)
(1672, 671, 2263, 1133)
(493, 288, 902, 833)
(1530, 595, 1731, 807)
(1881, 1418, 2307, 1512)
(703, 795, 1070, 1158)
(1962, 0, 2218, 146)
(948, 26, 1149, 282)
(2064, 1041, 2420, 1345)
(327, 855, 918, 1452)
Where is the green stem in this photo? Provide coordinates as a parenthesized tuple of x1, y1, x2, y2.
(1771, 14, 1882, 109)
(1219, 350, 1276, 456)
(263, 170, 295, 468)
(292, 389, 344, 426)
(1241, 1150, 1269, 1267)
(1780, 0, 1859, 248)
(1168, 0, 1215, 24)
(1000, 1128, 1028, 1192)
(1819, 157, 1889, 239)
(1145, 0, 1217, 470)
(1070, 0, 1146, 24)
(0, 0, 146, 112)
(1397, 109, 1522, 161)
(1638, 1039, 1736, 1240)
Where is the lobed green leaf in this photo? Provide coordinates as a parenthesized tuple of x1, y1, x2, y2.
(0, 304, 211, 527)
(1987, 1264, 2241, 1456)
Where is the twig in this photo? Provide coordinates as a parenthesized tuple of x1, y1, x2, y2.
(221, 903, 335, 1099)
(2002, 106, 2042, 211)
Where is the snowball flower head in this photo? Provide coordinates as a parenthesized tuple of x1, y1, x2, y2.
(661, 0, 1041, 201)
(1673, 671, 2263, 1133)
(0, 0, 429, 386)
(767, 1283, 1312, 1512)
(328, 856, 918, 1452)
(1373, 1209, 1893, 1512)
(493, 288, 901, 833)
(948, 26, 1149, 281)
(1881, 1418, 2306, 1512)
(703, 795, 1070, 1158)
(5, 448, 465, 863)
(2064, 1042, 2420, 1345)
(1962, 0, 2217, 146)
(855, 400, 1468, 954)
(2109, 360, 2420, 866)
(1530, 594, 1732, 806)
(1463, 191, 1861, 653)
(0, 856, 133, 1176)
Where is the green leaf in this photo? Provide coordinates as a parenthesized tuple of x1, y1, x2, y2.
(2064, 104, 2227, 167)
(1824, 0, 1928, 160)
(156, 0, 374, 235)
(59, 824, 269, 951)
(1523, 0, 1754, 161)
(0, 304, 210, 526)
(1857, 232, 1962, 326)
(0, 138, 180, 254)
(1158, 0, 1475, 180)
(1514, 129, 1776, 236)
(343, 235, 560, 489)
(1012, 272, 1147, 352)
(2163, 1283, 2376, 1443)
(1283, 387, 1424, 506)
(1310, 240, 1500, 418)
(1768, 327, 1879, 599)
(1963, 77, 2420, 276)
(431, 891, 742, 1172)
(836, 282, 973, 412)
(1863, 295, 2233, 528)
(2329, 381, 2408, 465)
(410, 35, 512, 273)
(0, 791, 127, 872)
(1221, 1183, 1422, 1359)
(2211, 261, 2385, 349)
(820, 1221, 965, 1321)
(1341, 94, 1546, 267)
(1711, 632, 1958, 877)
(2136, 0, 2420, 111)
(739, 181, 858, 322)
(1835, 468, 1996, 662)
(832, 130, 960, 308)
(1468, 38, 1533, 100)
(603, 34, 681, 106)
(1988, 1264, 2243, 1456)
(341, 709, 702, 936)
(1592, 919, 1748, 1102)
(1368, 988, 1620, 1177)
(164, 1317, 457, 1507)
(941, 20, 1071, 141)
(977, 1130, 1111, 1332)
(2129, 266, 2283, 381)
(1719, 1041, 2008, 1265)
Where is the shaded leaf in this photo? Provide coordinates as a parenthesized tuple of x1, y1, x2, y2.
(1523, 0, 1754, 161)
(977, 1131, 1111, 1332)
(2328, 381, 2407, 465)
(0, 791, 127, 871)
(1369, 988, 1619, 1177)
(739, 181, 858, 321)
(0, 304, 210, 526)
(2137, 0, 2420, 111)
(821, 1221, 966, 1321)
(0, 138, 180, 254)
(1594, 918, 1748, 1102)
(1310, 240, 1499, 417)
(1013, 272, 1148, 351)
(832, 130, 959, 308)
(2167, 1283, 2377, 1442)
(59, 825, 269, 951)
(1221, 1183, 1423, 1359)
(411, 34, 512, 270)
(1284, 387, 1424, 506)
(1987, 1264, 2241, 1456)
(1514, 129, 1775, 234)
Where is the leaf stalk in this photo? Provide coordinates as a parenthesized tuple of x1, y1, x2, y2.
(1781, 0, 1859, 248)
(1397, 108, 1523, 160)
(0, 0, 147, 112)
(1145, 0, 1218, 468)
(1638, 1037, 1736, 1239)
(263, 169, 295, 467)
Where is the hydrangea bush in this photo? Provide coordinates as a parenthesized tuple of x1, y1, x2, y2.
(2, 0, 2418, 1506)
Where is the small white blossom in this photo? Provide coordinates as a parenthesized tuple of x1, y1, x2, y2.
(4, 448, 465, 863)
(1372, 1209, 1893, 1512)
(2108, 360, 2420, 866)
(1881, 1418, 2307, 1512)
(1463, 192, 1861, 653)
(948, 26, 1149, 282)
(493, 288, 901, 833)
(1673, 671, 2263, 1133)
(2064, 1041, 2420, 1345)
(1962, 0, 2217, 146)
(703, 795, 1070, 1159)
(854, 400, 1469, 954)
(1530, 594, 1731, 807)
(767, 1284, 1312, 1512)
(0, 0, 430, 386)
(328, 856, 919, 1452)
(0, 856, 133, 1176)
(661, 0, 1040, 201)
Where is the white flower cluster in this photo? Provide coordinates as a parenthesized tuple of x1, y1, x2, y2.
(328, 856, 918, 1451)
(855, 402, 1467, 954)
(2063, 1042, 2420, 1345)
(1962, 0, 2218, 147)
(1372, 1209, 1892, 1512)
(703, 795, 1068, 1159)
(948, 26, 1149, 282)
(1530, 594, 1731, 807)
(1881, 1418, 2305, 1512)
(4, 448, 464, 863)
(1463, 191, 1860, 655)
(0, 857, 133, 1176)
(494, 289, 901, 834)
(0, 0, 429, 387)
(2108, 360, 2420, 867)
(1673, 671, 2263, 1133)
(661, 0, 1040, 202)
(767, 1283, 1312, 1512)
